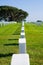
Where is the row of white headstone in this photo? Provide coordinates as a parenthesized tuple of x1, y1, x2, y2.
(11, 21, 30, 65)
(19, 22, 26, 53)
(0, 21, 17, 27)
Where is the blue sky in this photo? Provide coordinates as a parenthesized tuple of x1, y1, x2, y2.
(0, 0, 43, 22)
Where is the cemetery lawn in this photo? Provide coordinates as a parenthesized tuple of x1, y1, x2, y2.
(0, 23, 21, 65)
(25, 23, 43, 65)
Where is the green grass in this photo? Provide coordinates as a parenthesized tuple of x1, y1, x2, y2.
(25, 23, 43, 65)
(0, 22, 43, 65)
(0, 23, 21, 65)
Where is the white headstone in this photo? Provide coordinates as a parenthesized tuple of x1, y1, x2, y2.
(21, 27, 24, 30)
(21, 32, 25, 36)
(19, 38, 26, 53)
(1, 23, 2, 27)
(11, 54, 30, 65)
(22, 21, 24, 26)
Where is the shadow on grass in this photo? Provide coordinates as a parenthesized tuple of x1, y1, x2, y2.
(13, 33, 20, 35)
(8, 39, 18, 40)
(0, 53, 13, 57)
(4, 43, 19, 46)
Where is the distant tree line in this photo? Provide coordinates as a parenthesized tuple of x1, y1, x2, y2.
(37, 20, 42, 22)
(0, 6, 28, 22)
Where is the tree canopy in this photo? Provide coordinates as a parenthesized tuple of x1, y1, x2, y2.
(0, 6, 28, 22)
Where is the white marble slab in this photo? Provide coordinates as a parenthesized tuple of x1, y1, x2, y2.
(19, 38, 26, 44)
(11, 54, 30, 65)
(21, 32, 25, 36)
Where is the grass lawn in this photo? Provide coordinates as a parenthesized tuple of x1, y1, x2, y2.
(0, 22, 43, 65)
(25, 23, 43, 65)
(0, 23, 21, 65)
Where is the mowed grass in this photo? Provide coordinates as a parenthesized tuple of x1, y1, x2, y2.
(0, 23, 21, 65)
(25, 23, 43, 65)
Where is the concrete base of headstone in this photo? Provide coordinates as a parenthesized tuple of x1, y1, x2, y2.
(20, 35, 25, 38)
(21, 30, 24, 32)
(11, 54, 30, 65)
